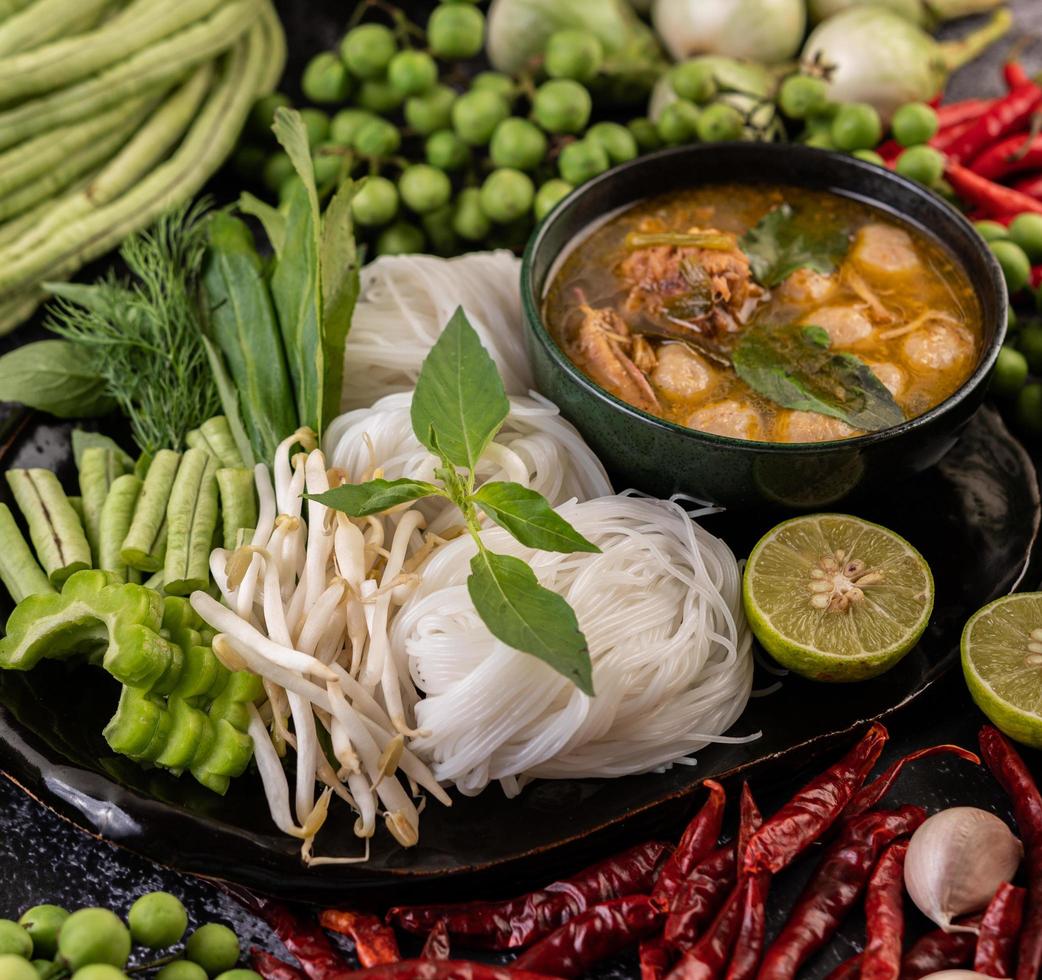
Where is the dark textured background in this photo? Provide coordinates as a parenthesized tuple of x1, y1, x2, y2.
(3, 2, 1042, 977)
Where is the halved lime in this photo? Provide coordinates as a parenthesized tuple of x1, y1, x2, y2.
(742, 514, 934, 682)
(963, 593, 1042, 749)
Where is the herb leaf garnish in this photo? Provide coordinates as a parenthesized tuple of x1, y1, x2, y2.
(310, 307, 597, 694)
(410, 307, 510, 471)
(474, 482, 600, 554)
(732, 323, 905, 431)
(740, 203, 850, 288)
(468, 550, 593, 696)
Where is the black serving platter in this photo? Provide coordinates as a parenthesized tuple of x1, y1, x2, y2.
(0, 404, 1037, 904)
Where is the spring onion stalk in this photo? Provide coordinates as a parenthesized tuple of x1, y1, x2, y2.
(0, 0, 227, 102)
(0, 0, 257, 153)
(4, 64, 212, 261)
(0, 105, 151, 223)
(0, 503, 55, 601)
(0, 12, 279, 331)
(121, 448, 180, 572)
(98, 474, 142, 582)
(0, 0, 113, 57)
(6, 468, 92, 585)
(78, 446, 127, 559)
(164, 448, 220, 596)
(216, 468, 257, 550)
(0, 91, 160, 199)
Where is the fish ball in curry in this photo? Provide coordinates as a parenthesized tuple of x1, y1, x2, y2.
(686, 400, 763, 440)
(850, 223, 921, 278)
(776, 412, 858, 444)
(902, 321, 973, 372)
(651, 344, 713, 401)
(802, 305, 873, 347)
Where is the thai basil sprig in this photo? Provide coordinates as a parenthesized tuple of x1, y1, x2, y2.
(310, 307, 599, 695)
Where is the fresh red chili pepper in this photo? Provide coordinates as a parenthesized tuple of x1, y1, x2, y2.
(640, 937, 674, 980)
(725, 786, 767, 980)
(980, 725, 1042, 980)
(743, 724, 888, 877)
(666, 879, 747, 980)
(224, 890, 347, 980)
(970, 133, 1042, 180)
(974, 882, 1026, 978)
(1013, 172, 1042, 199)
(387, 840, 670, 950)
(251, 950, 307, 980)
(340, 960, 557, 980)
(1031, 264, 1042, 289)
(946, 83, 1042, 163)
(846, 745, 980, 818)
(861, 840, 909, 980)
(664, 847, 737, 950)
(899, 916, 981, 980)
(421, 921, 451, 962)
(655, 781, 727, 905)
(1005, 61, 1031, 89)
(512, 895, 666, 978)
(320, 911, 400, 968)
(757, 806, 926, 980)
(932, 118, 983, 155)
(824, 953, 862, 980)
(938, 99, 994, 129)
(946, 161, 1042, 217)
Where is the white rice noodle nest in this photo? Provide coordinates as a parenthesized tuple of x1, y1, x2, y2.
(341, 251, 529, 409)
(391, 494, 756, 798)
(323, 391, 612, 533)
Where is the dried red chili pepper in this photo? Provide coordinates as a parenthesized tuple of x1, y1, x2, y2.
(421, 921, 451, 962)
(512, 894, 666, 978)
(640, 936, 674, 980)
(861, 840, 909, 980)
(664, 847, 737, 950)
(725, 786, 767, 980)
(824, 953, 862, 980)
(655, 781, 727, 905)
(342, 960, 557, 980)
(845, 745, 980, 818)
(387, 840, 670, 950)
(970, 133, 1042, 180)
(946, 83, 1042, 163)
(974, 882, 1026, 978)
(945, 162, 1042, 217)
(251, 950, 307, 980)
(757, 806, 925, 980)
(743, 724, 888, 877)
(321, 911, 400, 968)
(899, 916, 981, 980)
(980, 725, 1042, 980)
(224, 890, 347, 980)
(665, 880, 747, 980)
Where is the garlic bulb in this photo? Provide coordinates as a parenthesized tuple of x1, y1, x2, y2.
(904, 807, 1023, 932)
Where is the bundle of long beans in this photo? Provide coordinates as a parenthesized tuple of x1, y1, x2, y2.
(0, 0, 286, 334)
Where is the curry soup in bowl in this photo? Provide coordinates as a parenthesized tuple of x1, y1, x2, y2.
(522, 144, 1006, 508)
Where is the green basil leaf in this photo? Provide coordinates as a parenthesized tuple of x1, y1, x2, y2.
(308, 478, 443, 517)
(474, 482, 600, 554)
(71, 430, 133, 471)
(411, 307, 510, 470)
(468, 549, 594, 696)
(740, 203, 849, 288)
(0, 340, 115, 419)
(732, 323, 905, 431)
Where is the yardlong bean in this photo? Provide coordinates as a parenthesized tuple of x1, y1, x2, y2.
(164, 448, 219, 595)
(6, 468, 92, 585)
(0, 502, 55, 601)
(78, 446, 127, 559)
(121, 449, 180, 572)
(0, 0, 111, 57)
(98, 474, 142, 582)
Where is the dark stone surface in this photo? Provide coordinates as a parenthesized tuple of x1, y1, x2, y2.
(3, 3, 1042, 978)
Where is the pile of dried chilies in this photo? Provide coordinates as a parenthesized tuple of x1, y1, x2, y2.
(224, 722, 1042, 980)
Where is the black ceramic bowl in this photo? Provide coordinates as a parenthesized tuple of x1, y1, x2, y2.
(521, 143, 1008, 509)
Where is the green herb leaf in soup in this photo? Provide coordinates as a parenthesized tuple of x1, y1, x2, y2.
(732, 323, 905, 432)
(308, 478, 443, 518)
(473, 481, 601, 554)
(467, 548, 595, 697)
(411, 306, 510, 470)
(740, 203, 850, 288)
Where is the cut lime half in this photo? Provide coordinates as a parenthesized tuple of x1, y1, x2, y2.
(742, 513, 934, 682)
(963, 592, 1042, 749)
